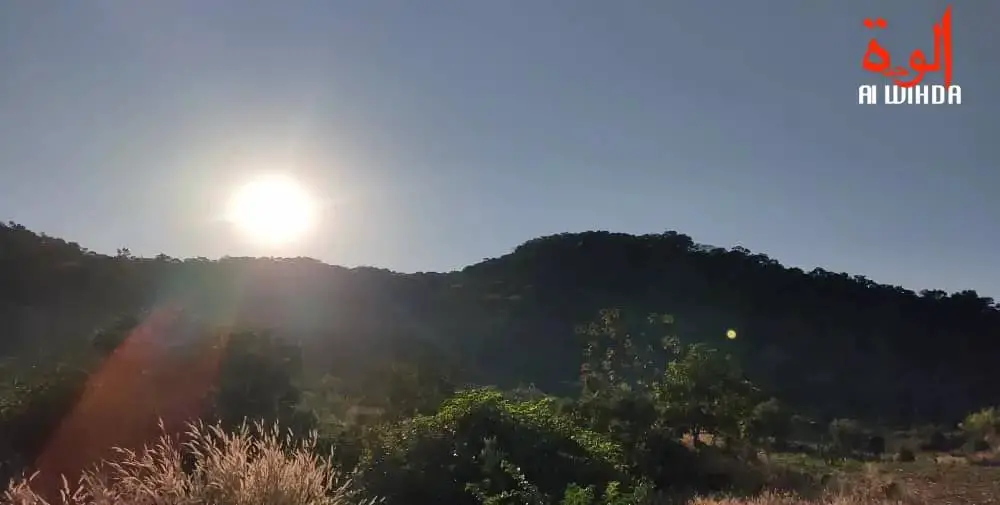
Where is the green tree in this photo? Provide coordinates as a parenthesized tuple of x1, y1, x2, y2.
(211, 331, 311, 432)
(575, 310, 676, 448)
(748, 397, 793, 449)
(360, 359, 457, 422)
(572, 310, 733, 490)
(655, 343, 758, 444)
(89, 314, 140, 356)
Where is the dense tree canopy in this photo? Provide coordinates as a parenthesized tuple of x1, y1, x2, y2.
(2, 222, 999, 427)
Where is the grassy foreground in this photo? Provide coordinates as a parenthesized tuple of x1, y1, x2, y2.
(6, 309, 1000, 504)
(7, 421, 999, 505)
(4, 422, 377, 505)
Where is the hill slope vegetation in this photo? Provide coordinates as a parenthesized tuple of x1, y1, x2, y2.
(1, 221, 998, 426)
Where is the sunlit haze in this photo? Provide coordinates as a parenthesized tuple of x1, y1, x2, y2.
(0, 1, 997, 295)
(225, 174, 318, 247)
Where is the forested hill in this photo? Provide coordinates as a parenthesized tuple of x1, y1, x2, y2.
(2, 221, 999, 425)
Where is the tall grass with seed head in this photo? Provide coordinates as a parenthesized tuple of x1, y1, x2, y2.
(2, 420, 379, 505)
(687, 463, 923, 505)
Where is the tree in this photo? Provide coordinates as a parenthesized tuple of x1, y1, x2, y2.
(574, 309, 759, 444)
(828, 418, 866, 456)
(360, 359, 456, 422)
(748, 397, 793, 449)
(90, 314, 140, 355)
(6, 221, 1000, 428)
(576, 309, 674, 436)
(211, 331, 310, 432)
(655, 343, 758, 444)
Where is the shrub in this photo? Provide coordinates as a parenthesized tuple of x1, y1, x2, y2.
(572, 388, 720, 492)
(964, 438, 991, 453)
(960, 407, 1000, 441)
(358, 388, 627, 505)
(788, 415, 822, 444)
(558, 480, 654, 505)
(919, 429, 950, 452)
(827, 419, 865, 456)
(2, 420, 377, 505)
(865, 435, 885, 457)
(895, 447, 916, 462)
(749, 398, 793, 449)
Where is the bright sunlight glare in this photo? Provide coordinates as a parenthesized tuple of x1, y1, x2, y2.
(225, 174, 317, 246)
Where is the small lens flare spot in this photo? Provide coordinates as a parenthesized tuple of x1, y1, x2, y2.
(726, 329, 737, 340)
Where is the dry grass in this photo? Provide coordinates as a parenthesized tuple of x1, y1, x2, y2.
(690, 457, 1000, 505)
(688, 492, 898, 505)
(876, 459, 1000, 504)
(687, 465, 911, 504)
(8, 424, 1000, 505)
(2, 421, 379, 505)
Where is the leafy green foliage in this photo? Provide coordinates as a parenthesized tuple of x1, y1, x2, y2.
(959, 407, 1000, 439)
(656, 342, 759, 444)
(558, 480, 654, 505)
(576, 309, 759, 447)
(4, 222, 1000, 425)
(465, 437, 549, 505)
(573, 310, 759, 492)
(7, 304, 966, 504)
(358, 388, 626, 505)
(8, 217, 1000, 502)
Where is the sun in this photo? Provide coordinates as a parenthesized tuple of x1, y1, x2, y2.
(225, 174, 317, 246)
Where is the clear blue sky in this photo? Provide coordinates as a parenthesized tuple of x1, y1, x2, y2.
(1, 1, 997, 296)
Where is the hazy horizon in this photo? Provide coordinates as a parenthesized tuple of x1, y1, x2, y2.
(1, 1, 997, 297)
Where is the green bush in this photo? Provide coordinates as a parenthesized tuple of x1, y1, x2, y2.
(960, 407, 1000, 440)
(748, 398, 793, 449)
(573, 310, 757, 493)
(357, 388, 627, 505)
(558, 480, 654, 505)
